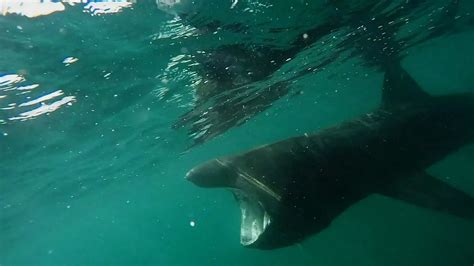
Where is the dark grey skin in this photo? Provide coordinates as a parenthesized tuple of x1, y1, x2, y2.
(186, 63, 474, 249)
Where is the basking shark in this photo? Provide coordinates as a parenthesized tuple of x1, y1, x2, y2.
(186, 63, 474, 249)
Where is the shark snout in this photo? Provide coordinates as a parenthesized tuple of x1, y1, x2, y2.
(185, 159, 237, 188)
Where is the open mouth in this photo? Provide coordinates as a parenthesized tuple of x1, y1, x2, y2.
(185, 158, 280, 247)
(232, 189, 271, 246)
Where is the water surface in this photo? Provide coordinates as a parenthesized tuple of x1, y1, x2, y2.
(1, 1, 474, 265)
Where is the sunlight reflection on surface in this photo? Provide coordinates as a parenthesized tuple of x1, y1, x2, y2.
(9, 95, 75, 121)
(0, 73, 76, 122)
(0, 0, 135, 17)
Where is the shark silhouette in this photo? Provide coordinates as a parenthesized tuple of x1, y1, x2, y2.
(185, 62, 474, 249)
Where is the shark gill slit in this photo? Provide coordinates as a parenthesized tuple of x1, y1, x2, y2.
(215, 159, 282, 201)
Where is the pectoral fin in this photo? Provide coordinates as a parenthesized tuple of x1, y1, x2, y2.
(380, 172, 474, 219)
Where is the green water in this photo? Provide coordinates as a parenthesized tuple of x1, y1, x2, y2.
(1, 1, 474, 265)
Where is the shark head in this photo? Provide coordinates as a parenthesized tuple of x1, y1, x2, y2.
(186, 158, 308, 249)
(185, 159, 237, 188)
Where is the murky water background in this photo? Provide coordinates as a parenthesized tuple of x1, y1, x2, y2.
(1, 1, 473, 265)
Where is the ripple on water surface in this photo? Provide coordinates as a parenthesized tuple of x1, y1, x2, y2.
(0, 72, 76, 123)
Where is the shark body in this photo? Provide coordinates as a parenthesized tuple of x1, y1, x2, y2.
(186, 63, 474, 249)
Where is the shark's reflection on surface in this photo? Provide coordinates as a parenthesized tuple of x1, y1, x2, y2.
(157, 0, 464, 146)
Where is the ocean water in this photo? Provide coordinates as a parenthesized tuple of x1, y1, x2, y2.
(1, 1, 473, 265)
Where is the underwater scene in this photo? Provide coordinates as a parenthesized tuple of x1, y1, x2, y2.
(1, 0, 474, 265)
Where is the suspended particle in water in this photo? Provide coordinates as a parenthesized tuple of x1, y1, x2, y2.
(190, 220, 196, 227)
(62, 57, 79, 66)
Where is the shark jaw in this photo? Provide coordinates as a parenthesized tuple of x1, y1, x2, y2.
(185, 158, 283, 248)
(232, 189, 272, 246)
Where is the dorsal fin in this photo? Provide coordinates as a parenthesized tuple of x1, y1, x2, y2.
(381, 62, 431, 108)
